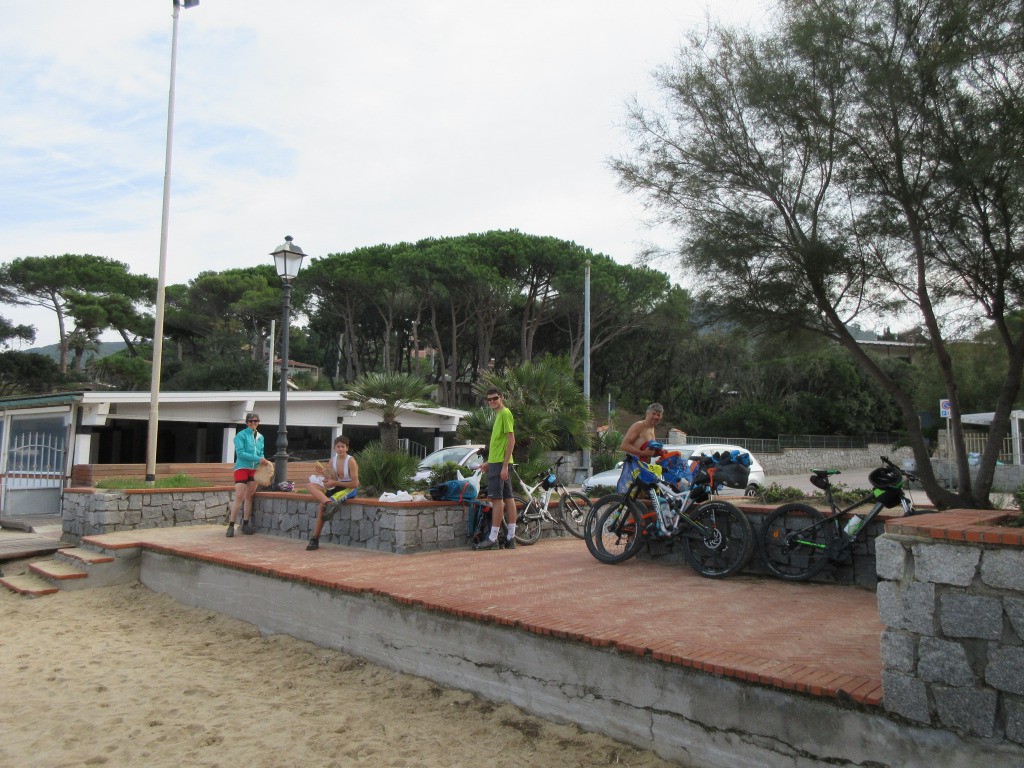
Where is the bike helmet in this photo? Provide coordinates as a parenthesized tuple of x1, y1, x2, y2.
(275, 481, 295, 492)
(868, 466, 903, 491)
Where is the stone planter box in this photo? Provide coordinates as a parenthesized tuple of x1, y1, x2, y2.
(62, 488, 570, 554)
(877, 509, 1024, 745)
(63, 487, 236, 540)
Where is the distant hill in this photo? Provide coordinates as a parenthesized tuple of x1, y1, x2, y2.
(28, 340, 128, 363)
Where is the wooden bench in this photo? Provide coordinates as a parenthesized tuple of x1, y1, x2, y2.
(70, 461, 325, 487)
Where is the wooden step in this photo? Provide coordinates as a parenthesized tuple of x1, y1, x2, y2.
(57, 547, 115, 566)
(0, 572, 60, 597)
(28, 558, 88, 581)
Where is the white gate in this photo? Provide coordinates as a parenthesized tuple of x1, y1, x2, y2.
(1, 430, 66, 516)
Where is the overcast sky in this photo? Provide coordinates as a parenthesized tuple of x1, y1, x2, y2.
(1, 0, 774, 347)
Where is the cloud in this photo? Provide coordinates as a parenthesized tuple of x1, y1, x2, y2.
(0, 0, 772, 344)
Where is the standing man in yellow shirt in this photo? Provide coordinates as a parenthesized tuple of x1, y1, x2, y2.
(474, 387, 517, 550)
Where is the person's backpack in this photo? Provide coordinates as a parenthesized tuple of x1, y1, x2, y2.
(428, 478, 479, 502)
(467, 498, 507, 545)
(467, 499, 493, 543)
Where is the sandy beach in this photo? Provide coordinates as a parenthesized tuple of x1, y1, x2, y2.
(0, 561, 679, 768)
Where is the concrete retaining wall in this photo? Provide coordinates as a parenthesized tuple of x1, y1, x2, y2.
(138, 549, 1024, 768)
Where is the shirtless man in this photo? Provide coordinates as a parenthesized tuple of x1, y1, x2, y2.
(616, 403, 665, 493)
(620, 403, 665, 461)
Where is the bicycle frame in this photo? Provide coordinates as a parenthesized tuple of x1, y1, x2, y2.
(621, 457, 719, 540)
(510, 465, 558, 523)
(788, 467, 916, 555)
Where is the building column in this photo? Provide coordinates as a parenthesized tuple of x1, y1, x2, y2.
(73, 427, 95, 467)
(221, 427, 236, 463)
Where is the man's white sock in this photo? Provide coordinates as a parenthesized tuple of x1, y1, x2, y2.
(489, 526, 500, 541)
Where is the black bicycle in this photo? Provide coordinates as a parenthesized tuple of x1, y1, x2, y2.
(584, 453, 754, 579)
(759, 455, 922, 581)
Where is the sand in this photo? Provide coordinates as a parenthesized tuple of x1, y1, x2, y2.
(0, 561, 679, 768)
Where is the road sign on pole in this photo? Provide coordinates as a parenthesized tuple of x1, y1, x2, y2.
(940, 399, 951, 418)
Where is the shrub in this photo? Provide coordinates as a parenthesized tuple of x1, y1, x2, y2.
(426, 461, 465, 486)
(750, 483, 808, 504)
(812, 483, 871, 507)
(357, 441, 419, 495)
(591, 429, 625, 472)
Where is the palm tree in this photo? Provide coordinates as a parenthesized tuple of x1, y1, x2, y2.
(346, 372, 435, 452)
(459, 356, 592, 463)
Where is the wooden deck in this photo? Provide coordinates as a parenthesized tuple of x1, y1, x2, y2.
(0, 518, 66, 562)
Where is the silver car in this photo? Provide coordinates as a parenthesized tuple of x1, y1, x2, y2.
(582, 443, 766, 496)
(413, 444, 485, 483)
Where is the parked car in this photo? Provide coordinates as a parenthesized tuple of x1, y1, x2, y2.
(413, 444, 485, 483)
(581, 443, 766, 496)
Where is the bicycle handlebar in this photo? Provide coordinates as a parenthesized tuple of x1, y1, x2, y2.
(881, 454, 921, 484)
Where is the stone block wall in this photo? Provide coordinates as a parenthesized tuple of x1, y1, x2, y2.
(63, 488, 568, 554)
(253, 495, 482, 552)
(877, 510, 1024, 743)
(755, 444, 913, 476)
(63, 488, 234, 539)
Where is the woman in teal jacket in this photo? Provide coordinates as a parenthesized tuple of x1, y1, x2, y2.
(227, 412, 271, 537)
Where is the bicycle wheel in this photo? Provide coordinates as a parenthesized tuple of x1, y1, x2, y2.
(759, 502, 833, 581)
(679, 500, 753, 579)
(557, 491, 591, 539)
(512, 496, 543, 545)
(585, 494, 645, 564)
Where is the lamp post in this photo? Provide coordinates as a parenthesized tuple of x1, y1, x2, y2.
(271, 235, 306, 485)
(145, 0, 200, 485)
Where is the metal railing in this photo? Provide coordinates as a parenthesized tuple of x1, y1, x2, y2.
(398, 438, 428, 460)
(934, 431, 1015, 464)
(682, 433, 908, 454)
(684, 436, 783, 454)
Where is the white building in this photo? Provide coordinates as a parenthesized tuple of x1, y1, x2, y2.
(0, 390, 468, 515)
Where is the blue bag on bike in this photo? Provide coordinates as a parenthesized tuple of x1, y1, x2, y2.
(616, 455, 639, 493)
(657, 451, 691, 486)
(428, 478, 478, 502)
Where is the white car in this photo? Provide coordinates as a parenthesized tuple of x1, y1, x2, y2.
(413, 444, 485, 483)
(581, 443, 766, 496)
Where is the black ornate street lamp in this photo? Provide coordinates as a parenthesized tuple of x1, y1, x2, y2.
(271, 235, 305, 485)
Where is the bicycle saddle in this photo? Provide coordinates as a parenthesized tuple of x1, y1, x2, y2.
(809, 469, 840, 491)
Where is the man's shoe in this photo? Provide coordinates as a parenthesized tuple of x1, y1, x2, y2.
(306, 537, 319, 551)
(503, 537, 516, 549)
(473, 537, 498, 550)
(225, 523, 235, 538)
(323, 500, 339, 521)
(242, 519, 254, 535)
